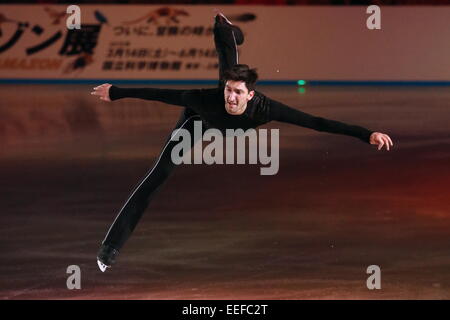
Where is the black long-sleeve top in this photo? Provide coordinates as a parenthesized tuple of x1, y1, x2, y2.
(109, 86, 373, 143)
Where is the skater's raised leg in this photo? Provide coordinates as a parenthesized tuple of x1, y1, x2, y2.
(214, 12, 244, 85)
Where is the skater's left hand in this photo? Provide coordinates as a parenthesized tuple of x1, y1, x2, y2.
(370, 132, 393, 151)
(90, 83, 112, 102)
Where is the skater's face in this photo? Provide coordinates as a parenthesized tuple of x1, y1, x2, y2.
(224, 80, 254, 115)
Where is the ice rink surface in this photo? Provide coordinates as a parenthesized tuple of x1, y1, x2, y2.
(0, 84, 449, 299)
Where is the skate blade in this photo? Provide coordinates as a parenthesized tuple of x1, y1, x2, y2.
(97, 259, 109, 272)
(217, 13, 233, 25)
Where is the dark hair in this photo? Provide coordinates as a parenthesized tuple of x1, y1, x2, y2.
(222, 64, 258, 92)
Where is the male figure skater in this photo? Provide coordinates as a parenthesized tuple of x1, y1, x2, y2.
(91, 13, 393, 272)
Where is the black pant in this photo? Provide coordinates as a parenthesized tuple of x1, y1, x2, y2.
(102, 18, 242, 251)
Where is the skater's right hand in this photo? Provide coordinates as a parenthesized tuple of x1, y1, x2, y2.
(370, 132, 393, 151)
(91, 83, 112, 102)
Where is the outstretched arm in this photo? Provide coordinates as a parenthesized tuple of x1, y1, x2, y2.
(268, 98, 393, 150)
(90, 83, 203, 108)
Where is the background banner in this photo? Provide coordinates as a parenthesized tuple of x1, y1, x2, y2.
(0, 5, 449, 81)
